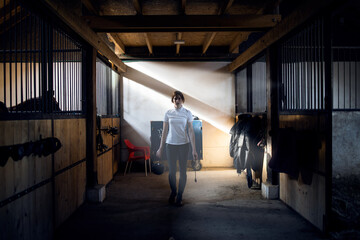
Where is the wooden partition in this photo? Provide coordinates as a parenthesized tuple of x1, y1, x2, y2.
(54, 119, 86, 227)
(0, 118, 86, 239)
(278, 114, 327, 230)
(97, 117, 121, 185)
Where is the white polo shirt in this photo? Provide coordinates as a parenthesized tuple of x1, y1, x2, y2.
(164, 106, 193, 145)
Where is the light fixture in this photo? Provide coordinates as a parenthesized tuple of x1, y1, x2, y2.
(174, 40, 185, 45)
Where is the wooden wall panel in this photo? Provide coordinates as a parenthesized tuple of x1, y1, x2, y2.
(112, 118, 121, 174)
(97, 151, 113, 185)
(54, 119, 86, 170)
(113, 118, 120, 145)
(112, 144, 120, 174)
(55, 161, 86, 227)
(0, 120, 53, 240)
(278, 114, 326, 230)
(0, 118, 86, 239)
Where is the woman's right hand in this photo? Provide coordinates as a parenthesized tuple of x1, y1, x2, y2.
(156, 148, 162, 159)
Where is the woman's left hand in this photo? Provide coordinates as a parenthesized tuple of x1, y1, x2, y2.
(192, 150, 198, 161)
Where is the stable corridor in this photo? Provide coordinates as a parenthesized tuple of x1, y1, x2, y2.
(54, 169, 327, 240)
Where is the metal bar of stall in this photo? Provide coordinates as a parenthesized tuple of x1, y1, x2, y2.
(15, 0, 18, 111)
(63, 32, 66, 112)
(337, 48, 340, 109)
(292, 38, 295, 110)
(25, 7, 28, 104)
(321, 18, 324, 110)
(72, 42, 75, 111)
(48, 24, 53, 113)
(356, 49, 358, 108)
(300, 31, 304, 110)
(30, 15, 34, 111)
(3, 0, 6, 107)
(286, 41, 289, 110)
(72, 41, 75, 112)
(20, 3, 23, 106)
(56, 30, 59, 113)
(41, 19, 45, 112)
(9, 0, 12, 111)
(316, 19, 320, 110)
(343, 44, 346, 108)
(306, 25, 310, 109)
(310, 22, 313, 110)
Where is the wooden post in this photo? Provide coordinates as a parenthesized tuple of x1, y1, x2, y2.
(266, 45, 279, 185)
(85, 46, 98, 187)
(323, 13, 333, 233)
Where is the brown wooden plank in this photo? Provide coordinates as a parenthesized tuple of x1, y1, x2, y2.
(107, 33, 126, 54)
(0, 121, 6, 201)
(228, 0, 334, 71)
(4, 121, 15, 198)
(54, 119, 70, 172)
(132, 0, 141, 14)
(70, 119, 80, 166)
(81, 0, 99, 15)
(112, 118, 120, 145)
(176, 32, 182, 54)
(202, 32, 217, 54)
(97, 151, 113, 185)
(79, 119, 86, 160)
(229, 32, 251, 53)
(144, 33, 153, 54)
(84, 14, 281, 32)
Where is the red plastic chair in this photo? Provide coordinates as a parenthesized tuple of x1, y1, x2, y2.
(124, 139, 151, 176)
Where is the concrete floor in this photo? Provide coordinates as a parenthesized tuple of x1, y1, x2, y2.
(55, 169, 328, 240)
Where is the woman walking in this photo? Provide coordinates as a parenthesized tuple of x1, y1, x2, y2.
(156, 91, 198, 206)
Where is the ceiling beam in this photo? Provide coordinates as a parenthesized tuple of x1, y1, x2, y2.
(133, 0, 142, 15)
(202, 0, 235, 54)
(176, 32, 182, 55)
(41, 0, 126, 72)
(202, 32, 216, 54)
(219, 0, 235, 15)
(181, 0, 186, 14)
(229, 32, 251, 53)
(81, 0, 99, 15)
(143, 33, 153, 55)
(227, 0, 335, 72)
(107, 33, 126, 54)
(83, 14, 281, 32)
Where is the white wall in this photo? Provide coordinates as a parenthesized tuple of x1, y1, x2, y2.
(122, 61, 235, 167)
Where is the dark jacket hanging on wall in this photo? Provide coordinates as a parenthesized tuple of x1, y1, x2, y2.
(229, 114, 266, 174)
(268, 128, 321, 185)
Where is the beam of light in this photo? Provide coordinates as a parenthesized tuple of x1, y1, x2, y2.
(124, 62, 235, 135)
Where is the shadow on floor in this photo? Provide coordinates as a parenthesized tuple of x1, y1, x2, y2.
(54, 169, 328, 240)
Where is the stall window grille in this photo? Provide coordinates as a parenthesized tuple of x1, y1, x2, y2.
(0, 0, 84, 116)
(235, 54, 266, 114)
(333, 47, 360, 110)
(96, 58, 120, 116)
(280, 17, 325, 111)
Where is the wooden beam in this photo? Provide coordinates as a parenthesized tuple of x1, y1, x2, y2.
(143, 33, 153, 55)
(133, 0, 142, 15)
(202, 32, 217, 54)
(181, 0, 186, 14)
(218, 0, 235, 15)
(229, 32, 251, 53)
(227, 0, 334, 72)
(202, 0, 234, 54)
(41, 0, 126, 72)
(83, 14, 282, 32)
(81, 0, 99, 15)
(176, 32, 182, 55)
(107, 33, 126, 54)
